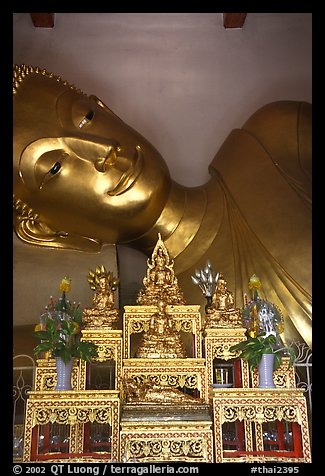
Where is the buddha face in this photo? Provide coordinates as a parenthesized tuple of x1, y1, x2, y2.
(13, 70, 171, 244)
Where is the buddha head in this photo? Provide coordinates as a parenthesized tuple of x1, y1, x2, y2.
(13, 65, 171, 251)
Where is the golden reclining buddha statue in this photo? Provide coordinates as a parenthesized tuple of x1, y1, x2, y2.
(123, 377, 203, 405)
(13, 64, 312, 347)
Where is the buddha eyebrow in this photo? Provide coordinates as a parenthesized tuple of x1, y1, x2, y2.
(78, 110, 94, 129)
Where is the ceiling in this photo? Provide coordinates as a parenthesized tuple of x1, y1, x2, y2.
(30, 12, 248, 29)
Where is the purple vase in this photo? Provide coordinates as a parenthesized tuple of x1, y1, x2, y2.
(55, 357, 74, 391)
(258, 354, 275, 388)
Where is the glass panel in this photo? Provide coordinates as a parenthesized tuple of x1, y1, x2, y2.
(88, 422, 112, 453)
(37, 423, 70, 454)
(222, 421, 244, 450)
(262, 421, 294, 452)
(262, 421, 279, 450)
(213, 358, 234, 386)
(87, 360, 115, 390)
(13, 424, 24, 460)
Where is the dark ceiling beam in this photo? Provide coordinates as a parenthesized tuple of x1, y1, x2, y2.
(223, 13, 247, 29)
(30, 13, 55, 28)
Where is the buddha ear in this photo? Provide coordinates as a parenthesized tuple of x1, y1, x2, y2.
(13, 197, 102, 252)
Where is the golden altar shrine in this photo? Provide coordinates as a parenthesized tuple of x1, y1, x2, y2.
(210, 387, 311, 463)
(23, 235, 311, 463)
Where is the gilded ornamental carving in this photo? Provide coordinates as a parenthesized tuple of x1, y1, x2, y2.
(22, 234, 311, 463)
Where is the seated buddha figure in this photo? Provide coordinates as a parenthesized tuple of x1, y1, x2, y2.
(135, 300, 187, 358)
(137, 234, 186, 306)
(153, 248, 171, 285)
(204, 273, 242, 329)
(82, 265, 119, 328)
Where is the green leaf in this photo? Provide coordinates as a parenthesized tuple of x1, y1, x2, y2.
(263, 345, 274, 354)
(46, 319, 56, 332)
(73, 309, 83, 323)
(265, 336, 277, 347)
(33, 330, 51, 340)
(229, 343, 241, 352)
(75, 341, 98, 362)
(34, 342, 53, 354)
(60, 320, 70, 332)
(240, 350, 255, 361)
(66, 321, 78, 334)
(53, 347, 72, 364)
(273, 353, 282, 370)
(249, 356, 260, 370)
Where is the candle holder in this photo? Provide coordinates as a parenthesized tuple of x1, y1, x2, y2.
(212, 363, 233, 388)
(215, 367, 229, 385)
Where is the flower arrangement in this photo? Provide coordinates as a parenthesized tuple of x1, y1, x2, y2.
(33, 277, 98, 364)
(229, 332, 296, 371)
(230, 274, 296, 371)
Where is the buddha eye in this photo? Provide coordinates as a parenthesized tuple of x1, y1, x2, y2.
(50, 162, 62, 175)
(86, 111, 94, 121)
(39, 155, 66, 190)
(78, 110, 94, 129)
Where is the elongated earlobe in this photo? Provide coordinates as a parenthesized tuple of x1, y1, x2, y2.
(13, 196, 102, 252)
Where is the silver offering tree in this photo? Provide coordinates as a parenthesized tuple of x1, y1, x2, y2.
(191, 260, 219, 310)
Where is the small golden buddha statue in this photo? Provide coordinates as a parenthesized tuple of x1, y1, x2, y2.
(135, 300, 187, 358)
(82, 265, 119, 328)
(204, 273, 242, 329)
(137, 234, 185, 306)
(123, 378, 201, 404)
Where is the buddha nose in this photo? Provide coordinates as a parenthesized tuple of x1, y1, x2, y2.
(94, 145, 120, 172)
(62, 138, 121, 170)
